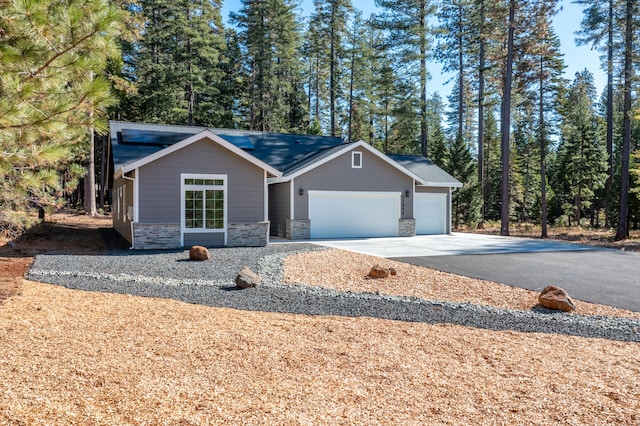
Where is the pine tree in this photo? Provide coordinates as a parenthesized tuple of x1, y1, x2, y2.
(483, 108, 502, 221)
(499, 0, 515, 236)
(515, 0, 564, 236)
(375, 0, 436, 157)
(310, 0, 353, 137)
(127, 0, 226, 126)
(426, 93, 448, 168)
(232, 0, 308, 132)
(448, 133, 482, 228)
(346, 13, 376, 142)
(0, 0, 122, 234)
(615, 0, 637, 240)
(575, 0, 621, 228)
(556, 70, 607, 225)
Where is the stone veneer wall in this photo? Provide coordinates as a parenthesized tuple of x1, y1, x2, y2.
(399, 218, 416, 237)
(286, 219, 310, 240)
(227, 222, 269, 247)
(133, 223, 181, 249)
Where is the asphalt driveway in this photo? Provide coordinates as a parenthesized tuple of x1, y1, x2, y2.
(313, 233, 640, 313)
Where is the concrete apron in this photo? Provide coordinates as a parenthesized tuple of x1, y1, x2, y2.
(310, 232, 599, 258)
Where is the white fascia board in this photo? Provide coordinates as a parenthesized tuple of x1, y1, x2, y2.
(416, 181, 464, 188)
(276, 140, 427, 184)
(120, 130, 282, 177)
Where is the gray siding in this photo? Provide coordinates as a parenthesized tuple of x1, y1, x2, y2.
(137, 137, 266, 224)
(112, 174, 134, 243)
(268, 182, 291, 237)
(293, 148, 414, 220)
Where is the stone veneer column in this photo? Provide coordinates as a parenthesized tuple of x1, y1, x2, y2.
(286, 219, 310, 240)
(227, 222, 269, 247)
(399, 218, 416, 237)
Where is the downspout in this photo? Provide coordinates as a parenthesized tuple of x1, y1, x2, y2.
(122, 174, 136, 249)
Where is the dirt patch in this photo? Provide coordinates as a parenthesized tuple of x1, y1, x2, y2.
(0, 213, 114, 305)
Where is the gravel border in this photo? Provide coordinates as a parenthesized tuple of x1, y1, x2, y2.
(27, 244, 640, 343)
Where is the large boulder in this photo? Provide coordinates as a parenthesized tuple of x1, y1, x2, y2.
(236, 266, 262, 289)
(189, 245, 210, 261)
(538, 285, 576, 312)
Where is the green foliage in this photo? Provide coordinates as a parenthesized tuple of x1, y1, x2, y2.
(552, 70, 608, 225)
(232, 0, 308, 132)
(448, 134, 482, 228)
(123, 0, 227, 126)
(0, 0, 122, 236)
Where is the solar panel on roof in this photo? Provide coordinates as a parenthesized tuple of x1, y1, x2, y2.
(120, 129, 194, 146)
(216, 134, 255, 149)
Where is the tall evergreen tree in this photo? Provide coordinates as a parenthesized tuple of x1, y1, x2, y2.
(375, 0, 436, 157)
(448, 133, 482, 228)
(426, 93, 448, 168)
(515, 0, 564, 236)
(126, 0, 227, 126)
(436, 0, 475, 145)
(499, 0, 515, 236)
(310, 0, 352, 137)
(232, 0, 308, 132)
(555, 70, 607, 225)
(0, 0, 122, 234)
(615, 0, 637, 239)
(575, 0, 621, 228)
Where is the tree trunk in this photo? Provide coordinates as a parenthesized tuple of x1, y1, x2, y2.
(330, 2, 337, 137)
(477, 0, 486, 224)
(539, 56, 548, 238)
(499, 0, 515, 236)
(84, 71, 97, 217)
(84, 127, 97, 216)
(604, 0, 614, 229)
(419, 0, 428, 157)
(616, 0, 634, 240)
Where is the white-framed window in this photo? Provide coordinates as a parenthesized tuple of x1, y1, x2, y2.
(181, 174, 226, 232)
(352, 151, 362, 168)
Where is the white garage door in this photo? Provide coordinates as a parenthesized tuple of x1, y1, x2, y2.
(415, 192, 447, 235)
(309, 191, 400, 239)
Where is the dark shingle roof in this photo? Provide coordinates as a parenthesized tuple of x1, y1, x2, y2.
(387, 155, 462, 187)
(110, 122, 461, 189)
(110, 121, 343, 172)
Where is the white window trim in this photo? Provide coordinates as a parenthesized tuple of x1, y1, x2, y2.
(352, 151, 363, 168)
(180, 173, 227, 235)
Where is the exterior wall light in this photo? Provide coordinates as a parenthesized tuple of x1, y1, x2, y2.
(405, 190, 411, 198)
(299, 188, 304, 196)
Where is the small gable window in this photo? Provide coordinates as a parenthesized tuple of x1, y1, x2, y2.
(352, 151, 362, 169)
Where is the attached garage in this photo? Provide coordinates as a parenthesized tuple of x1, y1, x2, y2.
(309, 191, 401, 239)
(415, 192, 447, 235)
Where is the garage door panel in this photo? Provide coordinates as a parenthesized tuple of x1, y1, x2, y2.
(415, 193, 447, 235)
(309, 191, 400, 239)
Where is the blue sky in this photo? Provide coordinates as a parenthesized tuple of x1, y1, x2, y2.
(221, 0, 606, 100)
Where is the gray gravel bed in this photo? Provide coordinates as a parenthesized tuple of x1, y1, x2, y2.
(27, 244, 640, 343)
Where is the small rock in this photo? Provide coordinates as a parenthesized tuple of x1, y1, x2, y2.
(368, 265, 391, 279)
(389, 267, 397, 276)
(189, 245, 210, 261)
(7, 241, 17, 248)
(236, 266, 262, 289)
(538, 285, 576, 312)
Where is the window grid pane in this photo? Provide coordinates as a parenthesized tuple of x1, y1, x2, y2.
(184, 179, 224, 231)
